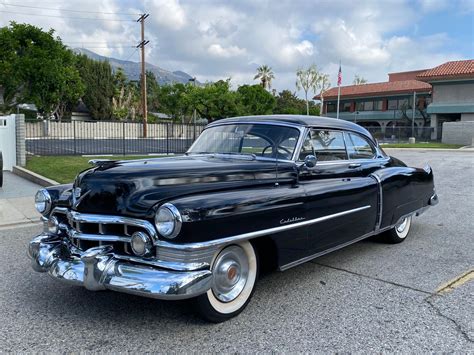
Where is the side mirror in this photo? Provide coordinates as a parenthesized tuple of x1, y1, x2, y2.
(304, 155, 317, 168)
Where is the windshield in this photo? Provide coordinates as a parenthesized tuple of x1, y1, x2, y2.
(188, 124, 301, 160)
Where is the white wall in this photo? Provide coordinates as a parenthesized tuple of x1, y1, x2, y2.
(0, 115, 17, 170)
(433, 82, 474, 104)
(442, 121, 474, 145)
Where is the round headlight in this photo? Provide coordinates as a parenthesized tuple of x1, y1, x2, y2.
(35, 189, 52, 215)
(131, 231, 153, 256)
(155, 203, 182, 239)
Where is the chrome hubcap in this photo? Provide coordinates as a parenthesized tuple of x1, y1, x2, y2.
(396, 218, 408, 233)
(212, 245, 249, 303)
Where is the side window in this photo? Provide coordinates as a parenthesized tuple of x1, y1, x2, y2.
(311, 130, 347, 161)
(298, 133, 314, 161)
(346, 133, 376, 159)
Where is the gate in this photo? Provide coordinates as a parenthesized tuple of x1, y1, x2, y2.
(0, 115, 16, 170)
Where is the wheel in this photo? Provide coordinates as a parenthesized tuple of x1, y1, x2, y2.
(382, 215, 412, 244)
(194, 241, 259, 322)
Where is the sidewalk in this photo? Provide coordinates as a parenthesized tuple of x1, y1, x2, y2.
(0, 171, 41, 228)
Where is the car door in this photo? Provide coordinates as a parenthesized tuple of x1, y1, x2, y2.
(298, 128, 378, 253)
(344, 132, 389, 177)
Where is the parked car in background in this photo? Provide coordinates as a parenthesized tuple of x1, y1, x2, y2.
(28, 115, 438, 322)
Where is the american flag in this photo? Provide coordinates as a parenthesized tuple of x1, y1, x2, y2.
(337, 64, 342, 86)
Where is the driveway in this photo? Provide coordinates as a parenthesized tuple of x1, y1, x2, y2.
(0, 171, 41, 229)
(0, 150, 472, 352)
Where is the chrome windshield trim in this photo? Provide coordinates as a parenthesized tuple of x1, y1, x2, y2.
(156, 205, 372, 252)
(188, 122, 306, 161)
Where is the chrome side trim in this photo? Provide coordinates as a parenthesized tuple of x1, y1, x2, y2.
(156, 205, 372, 252)
(369, 173, 383, 231)
(280, 204, 433, 271)
(279, 230, 375, 271)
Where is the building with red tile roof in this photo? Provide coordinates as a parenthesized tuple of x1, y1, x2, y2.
(314, 59, 474, 143)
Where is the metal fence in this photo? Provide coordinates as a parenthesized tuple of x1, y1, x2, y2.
(365, 126, 435, 143)
(25, 120, 206, 156)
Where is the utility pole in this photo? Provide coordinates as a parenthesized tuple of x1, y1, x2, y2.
(137, 14, 150, 138)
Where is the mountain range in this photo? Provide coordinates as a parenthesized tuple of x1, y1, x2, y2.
(73, 48, 198, 85)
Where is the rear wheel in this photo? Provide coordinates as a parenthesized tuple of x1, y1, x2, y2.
(382, 215, 412, 244)
(194, 241, 258, 323)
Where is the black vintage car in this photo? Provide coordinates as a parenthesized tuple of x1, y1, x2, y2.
(29, 115, 438, 322)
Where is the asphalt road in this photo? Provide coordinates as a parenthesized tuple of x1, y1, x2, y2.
(0, 150, 472, 352)
(26, 138, 194, 155)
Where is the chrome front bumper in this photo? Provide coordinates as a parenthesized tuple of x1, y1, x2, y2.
(28, 234, 213, 300)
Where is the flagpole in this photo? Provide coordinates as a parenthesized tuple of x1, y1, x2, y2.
(336, 60, 341, 120)
(336, 85, 341, 120)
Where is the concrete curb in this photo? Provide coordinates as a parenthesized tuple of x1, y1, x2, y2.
(12, 166, 59, 187)
(383, 148, 474, 152)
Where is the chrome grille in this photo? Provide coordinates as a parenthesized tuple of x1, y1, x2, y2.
(51, 207, 155, 255)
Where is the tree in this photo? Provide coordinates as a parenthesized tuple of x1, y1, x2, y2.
(317, 73, 331, 116)
(296, 65, 320, 115)
(154, 82, 190, 121)
(353, 75, 367, 85)
(237, 84, 275, 115)
(274, 90, 306, 114)
(254, 65, 275, 90)
(0, 22, 84, 118)
(187, 79, 240, 122)
(111, 68, 140, 120)
(75, 54, 114, 119)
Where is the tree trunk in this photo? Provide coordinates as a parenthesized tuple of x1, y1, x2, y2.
(320, 96, 324, 116)
(305, 92, 309, 115)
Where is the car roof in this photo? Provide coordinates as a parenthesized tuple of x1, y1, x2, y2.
(207, 115, 376, 143)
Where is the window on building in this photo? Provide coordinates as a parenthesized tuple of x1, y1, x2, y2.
(327, 102, 337, 112)
(341, 102, 351, 112)
(388, 99, 397, 110)
(374, 100, 383, 111)
(363, 101, 374, 111)
(398, 98, 410, 109)
(356, 102, 364, 111)
(345, 133, 376, 159)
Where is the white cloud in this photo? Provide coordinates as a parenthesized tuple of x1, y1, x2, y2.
(207, 43, 246, 58)
(146, 0, 186, 30)
(0, 0, 470, 97)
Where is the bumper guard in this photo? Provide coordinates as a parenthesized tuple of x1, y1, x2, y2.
(28, 234, 213, 300)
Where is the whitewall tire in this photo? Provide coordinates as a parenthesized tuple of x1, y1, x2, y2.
(383, 215, 412, 244)
(194, 241, 258, 322)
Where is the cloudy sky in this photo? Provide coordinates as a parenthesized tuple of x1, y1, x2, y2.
(1, 0, 473, 96)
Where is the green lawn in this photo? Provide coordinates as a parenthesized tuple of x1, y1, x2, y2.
(381, 143, 463, 149)
(26, 155, 161, 184)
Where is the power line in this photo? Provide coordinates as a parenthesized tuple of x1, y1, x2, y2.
(0, 10, 135, 21)
(0, 2, 141, 16)
(124, 48, 139, 61)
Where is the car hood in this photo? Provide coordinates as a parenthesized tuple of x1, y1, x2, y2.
(72, 155, 298, 217)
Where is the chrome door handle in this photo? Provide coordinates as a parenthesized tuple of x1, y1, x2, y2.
(348, 163, 361, 169)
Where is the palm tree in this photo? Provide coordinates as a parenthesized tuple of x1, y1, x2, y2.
(353, 74, 368, 85)
(254, 65, 275, 90)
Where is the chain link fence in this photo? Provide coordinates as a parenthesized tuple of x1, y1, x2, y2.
(26, 120, 206, 156)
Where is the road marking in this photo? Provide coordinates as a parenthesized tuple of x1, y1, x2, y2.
(436, 269, 474, 295)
